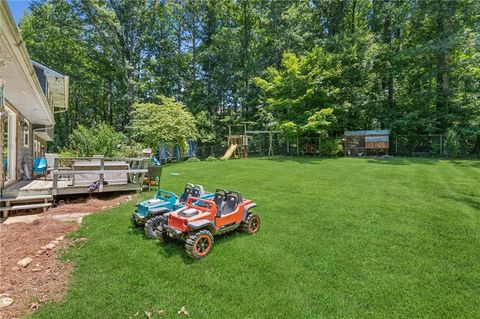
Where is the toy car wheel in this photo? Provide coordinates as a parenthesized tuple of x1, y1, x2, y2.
(242, 213, 261, 234)
(130, 214, 141, 227)
(185, 230, 214, 259)
(144, 215, 164, 239)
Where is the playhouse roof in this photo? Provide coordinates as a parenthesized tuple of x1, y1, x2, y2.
(344, 130, 390, 137)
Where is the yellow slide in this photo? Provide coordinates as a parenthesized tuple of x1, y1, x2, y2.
(221, 144, 237, 160)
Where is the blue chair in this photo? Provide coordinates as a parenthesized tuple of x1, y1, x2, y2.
(33, 157, 48, 179)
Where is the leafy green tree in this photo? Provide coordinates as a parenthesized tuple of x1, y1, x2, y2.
(130, 96, 197, 151)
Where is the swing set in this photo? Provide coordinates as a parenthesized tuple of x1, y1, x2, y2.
(222, 122, 282, 159)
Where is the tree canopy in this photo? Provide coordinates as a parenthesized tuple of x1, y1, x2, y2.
(18, 0, 480, 154)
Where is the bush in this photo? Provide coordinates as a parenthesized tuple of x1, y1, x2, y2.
(186, 157, 200, 162)
(445, 129, 460, 158)
(68, 123, 125, 157)
(58, 149, 78, 158)
(205, 155, 218, 162)
(429, 142, 441, 157)
(320, 138, 343, 157)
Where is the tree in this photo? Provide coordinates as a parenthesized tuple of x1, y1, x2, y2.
(130, 97, 197, 151)
(18, 0, 480, 156)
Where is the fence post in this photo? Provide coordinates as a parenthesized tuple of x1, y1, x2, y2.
(296, 137, 300, 157)
(395, 136, 398, 155)
(318, 137, 321, 157)
(440, 135, 443, 156)
(99, 158, 104, 192)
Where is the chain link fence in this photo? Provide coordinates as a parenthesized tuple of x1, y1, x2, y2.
(195, 134, 479, 159)
(392, 134, 480, 158)
(197, 136, 343, 159)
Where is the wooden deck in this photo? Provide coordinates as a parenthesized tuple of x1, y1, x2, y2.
(1, 156, 149, 217)
(1, 178, 143, 199)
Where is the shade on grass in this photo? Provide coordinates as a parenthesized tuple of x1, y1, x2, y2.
(31, 158, 480, 318)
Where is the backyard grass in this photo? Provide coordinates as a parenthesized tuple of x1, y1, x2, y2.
(31, 157, 480, 318)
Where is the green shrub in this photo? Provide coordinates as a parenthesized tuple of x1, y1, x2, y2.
(320, 138, 343, 157)
(429, 142, 441, 157)
(68, 123, 124, 157)
(186, 157, 200, 162)
(58, 149, 78, 158)
(206, 155, 218, 162)
(445, 129, 460, 158)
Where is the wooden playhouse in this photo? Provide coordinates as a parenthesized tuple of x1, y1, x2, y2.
(344, 130, 390, 157)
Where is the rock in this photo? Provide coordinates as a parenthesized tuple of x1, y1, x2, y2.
(30, 302, 39, 309)
(127, 195, 132, 200)
(0, 297, 14, 308)
(35, 250, 45, 256)
(101, 206, 107, 210)
(31, 268, 43, 273)
(45, 243, 56, 250)
(17, 257, 33, 268)
(55, 235, 65, 241)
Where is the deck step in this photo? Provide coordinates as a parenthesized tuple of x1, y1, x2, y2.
(0, 195, 53, 203)
(0, 203, 52, 211)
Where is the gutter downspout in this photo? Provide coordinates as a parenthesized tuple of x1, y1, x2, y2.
(32, 108, 68, 142)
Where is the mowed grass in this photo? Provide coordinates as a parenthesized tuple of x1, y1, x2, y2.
(31, 158, 480, 318)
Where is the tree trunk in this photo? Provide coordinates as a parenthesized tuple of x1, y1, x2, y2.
(435, 9, 452, 129)
(384, 14, 394, 109)
(351, 0, 357, 33)
(108, 81, 113, 125)
(241, 0, 250, 118)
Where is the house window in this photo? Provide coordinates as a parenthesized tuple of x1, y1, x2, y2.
(23, 120, 30, 148)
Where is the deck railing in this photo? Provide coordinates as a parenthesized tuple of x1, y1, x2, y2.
(51, 157, 149, 196)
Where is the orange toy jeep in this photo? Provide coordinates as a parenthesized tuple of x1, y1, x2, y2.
(159, 189, 260, 259)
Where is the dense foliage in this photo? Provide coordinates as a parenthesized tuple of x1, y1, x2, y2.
(19, 0, 480, 154)
(130, 97, 198, 151)
(66, 123, 125, 157)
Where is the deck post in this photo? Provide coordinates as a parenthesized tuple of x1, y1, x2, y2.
(99, 158, 104, 192)
(52, 157, 59, 196)
(3, 200, 10, 217)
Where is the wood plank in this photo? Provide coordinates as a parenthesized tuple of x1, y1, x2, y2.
(56, 183, 141, 196)
(0, 195, 52, 202)
(51, 169, 148, 175)
(0, 203, 51, 211)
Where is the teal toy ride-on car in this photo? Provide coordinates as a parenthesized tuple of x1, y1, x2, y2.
(132, 183, 214, 238)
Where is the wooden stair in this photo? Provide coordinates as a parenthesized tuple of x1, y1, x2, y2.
(0, 194, 53, 218)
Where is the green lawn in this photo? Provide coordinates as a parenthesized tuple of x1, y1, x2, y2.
(32, 158, 480, 318)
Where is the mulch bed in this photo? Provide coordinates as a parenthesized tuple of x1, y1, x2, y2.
(0, 193, 134, 318)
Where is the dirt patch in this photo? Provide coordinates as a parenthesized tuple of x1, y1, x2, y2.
(0, 193, 135, 318)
